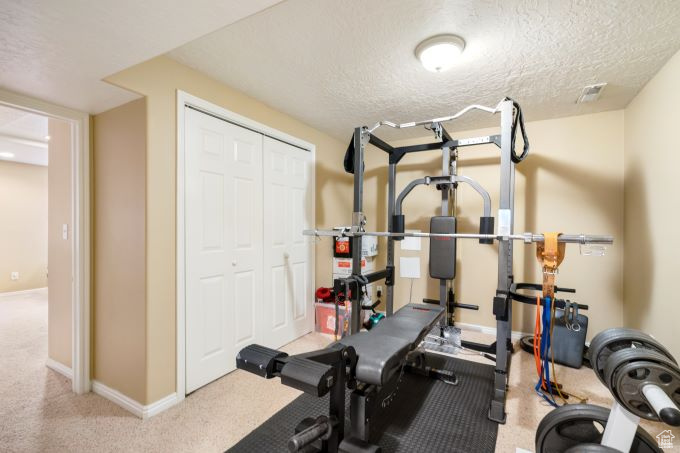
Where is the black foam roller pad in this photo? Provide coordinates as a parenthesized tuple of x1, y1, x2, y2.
(479, 217, 495, 244)
(392, 215, 405, 240)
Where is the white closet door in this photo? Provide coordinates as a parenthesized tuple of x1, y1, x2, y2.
(185, 108, 263, 393)
(263, 136, 314, 348)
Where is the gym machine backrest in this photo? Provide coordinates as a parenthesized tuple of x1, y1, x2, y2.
(430, 216, 456, 280)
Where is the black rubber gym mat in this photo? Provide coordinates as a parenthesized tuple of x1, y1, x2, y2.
(227, 354, 498, 453)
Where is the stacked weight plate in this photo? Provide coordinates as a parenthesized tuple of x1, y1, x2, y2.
(535, 327, 680, 453)
(589, 328, 680, 424)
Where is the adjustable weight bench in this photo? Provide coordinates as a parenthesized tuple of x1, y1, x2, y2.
(236, 303, 450, 453)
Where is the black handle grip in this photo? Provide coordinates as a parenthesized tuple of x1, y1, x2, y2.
(479, 217, 494, 244)
(660, 407, 680, 426)
(288, 417, 330, 452)
(454, 303, 479, 311)
(392, 214, 405, 240)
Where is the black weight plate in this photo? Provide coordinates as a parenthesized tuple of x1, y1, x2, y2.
(587, 328, 675, 385)
(565, 444, 619, 453)
(520, 335, 539, 354)
(604, 347, 680, 421)
(535, 404, 661, 453)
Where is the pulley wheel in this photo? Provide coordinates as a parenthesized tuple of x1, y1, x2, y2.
(587, 328, 675, 385)
(535, 404, 661, 453)
(604, 347, 680, 422)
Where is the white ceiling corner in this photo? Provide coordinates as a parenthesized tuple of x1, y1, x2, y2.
(0, 0, 282, 114)
(168, 0, 680, 141)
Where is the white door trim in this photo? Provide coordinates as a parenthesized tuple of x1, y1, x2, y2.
(0, 88, 91, 395)
(176, 90, 316, 400)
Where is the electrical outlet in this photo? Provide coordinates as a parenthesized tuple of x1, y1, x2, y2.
(10, 272, 19, 281)
(376, 285, 383, 295)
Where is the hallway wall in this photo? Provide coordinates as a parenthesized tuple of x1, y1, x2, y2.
(0, 161, 47, 293)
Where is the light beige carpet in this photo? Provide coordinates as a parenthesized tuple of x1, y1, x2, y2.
(0, 290, 676, 452)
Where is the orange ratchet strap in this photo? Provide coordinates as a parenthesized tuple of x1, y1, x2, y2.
(535, 232, 565, 299)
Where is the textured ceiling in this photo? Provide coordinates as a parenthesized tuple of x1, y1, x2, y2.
(169, 0, 680, 141)
(0, 105, 48, 166)
(0, 0, 282, 113)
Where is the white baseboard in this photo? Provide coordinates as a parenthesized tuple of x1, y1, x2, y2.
(143, 392, 180, 418)
(456, 321, 530, 341)
(0, 287, 47, 298)
(46, 358, 73, 380)
(92, 380, 179, 419)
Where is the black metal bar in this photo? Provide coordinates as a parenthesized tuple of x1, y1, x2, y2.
(461, 340, 497, 354)
(394, 141, 444, 154)
(510, 294, 589, 311)
(351, 127, 364, 335)
(361, 269, 389, 284)
(512, 282, 576, 294)
(350, 388, 371, 442)
(454, 302, 479, 310)
(441, 125, 453, 143)
(327, 354, 345, 452)
(368, 134, 393, 153)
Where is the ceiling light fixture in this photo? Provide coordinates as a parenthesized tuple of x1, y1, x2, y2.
(0, 152, 15, 158)
(415, 34, 465, 73)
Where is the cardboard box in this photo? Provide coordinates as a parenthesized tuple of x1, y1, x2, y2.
(332, 256, 376, 276)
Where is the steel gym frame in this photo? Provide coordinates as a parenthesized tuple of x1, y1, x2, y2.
(309, 98, 613, 423)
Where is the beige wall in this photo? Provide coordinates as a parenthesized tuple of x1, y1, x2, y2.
(105, 56, 347, 403)
(103, 56, 626, 403)
(624, 49, 680, 359)
(0, 161, 47, 292)
(93, 99, 147, 403)
(316, 111, 625, 338)
(48, 118, 73, 368)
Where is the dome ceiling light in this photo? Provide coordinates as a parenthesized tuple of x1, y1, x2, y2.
(415, 34, 466, 73)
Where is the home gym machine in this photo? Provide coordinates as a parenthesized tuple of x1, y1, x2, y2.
(535, 327, 680, 452)
(235, 98, 615, 453)
(304, 98, 614, 424)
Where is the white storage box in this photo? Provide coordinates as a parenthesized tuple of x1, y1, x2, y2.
(332, 256, 376, 276)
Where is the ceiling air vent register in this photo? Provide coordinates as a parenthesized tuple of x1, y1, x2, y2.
(576, 83, 607, 103)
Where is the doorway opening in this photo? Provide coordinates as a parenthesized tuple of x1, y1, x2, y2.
(0, 89, 91, 395)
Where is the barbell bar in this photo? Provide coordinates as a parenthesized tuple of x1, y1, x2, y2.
(303, 229, 613, 245)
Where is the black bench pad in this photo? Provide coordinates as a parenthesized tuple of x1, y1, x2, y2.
(337, 303, 444, 386)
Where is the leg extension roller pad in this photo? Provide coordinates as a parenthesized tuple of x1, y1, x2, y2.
(281, 357, 336, 397)
(236, 344, 288, 378)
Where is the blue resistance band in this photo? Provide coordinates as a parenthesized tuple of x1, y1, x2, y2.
(535, 297, 558, 407)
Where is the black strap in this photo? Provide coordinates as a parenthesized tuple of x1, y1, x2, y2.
(343, 136, 355, 174)
(504, 97, 530, 163)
